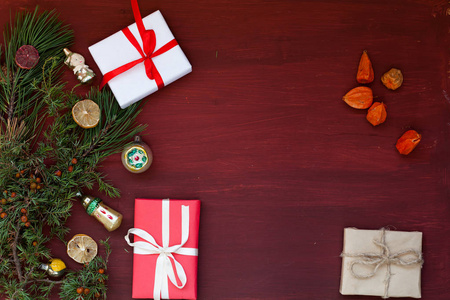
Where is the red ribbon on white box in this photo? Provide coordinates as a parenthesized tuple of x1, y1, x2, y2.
(125, 199, 198, 300)
(99, 0, 178, 90)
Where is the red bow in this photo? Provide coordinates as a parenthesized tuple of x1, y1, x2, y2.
(100, 0, 178, 90)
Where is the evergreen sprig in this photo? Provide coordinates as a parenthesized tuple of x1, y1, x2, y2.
(0, 7, 145, 300)
(59, 239, 111, 300)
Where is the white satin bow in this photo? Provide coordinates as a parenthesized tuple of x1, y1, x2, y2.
(125, 199, 198, 300)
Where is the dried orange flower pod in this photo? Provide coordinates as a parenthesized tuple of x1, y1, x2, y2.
(342, 86, 373, 109)
(366, 102, 387, 126)
(357, 50, 374, 83)
(396, 130, 421, 155)
(381, 68, 403, 90)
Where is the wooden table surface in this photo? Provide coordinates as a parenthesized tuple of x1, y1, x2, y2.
(1, 0, 449, 299)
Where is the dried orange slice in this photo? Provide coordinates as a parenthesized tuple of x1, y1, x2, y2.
(15, 45, 40, 69)
(67, 234, 98, 264)
(72, 99, 100, 129)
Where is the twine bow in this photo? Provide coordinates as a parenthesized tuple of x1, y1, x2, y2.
(100, 0, 178, 90)
(125, 199, 198, 300)
(341, 228, 423, 299)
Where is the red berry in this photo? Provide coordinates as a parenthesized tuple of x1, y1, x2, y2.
(95, 292, 101, 298)
(68, 166, 73, 172)
(76, 287, 84, 294)
(10, 192, 16, 198)
(25, 222, 31, 227)
(71, 158, 78, 164)
(84, 288, 90, 295)
(1, 199, 6, 205)
(55, 170, 62, 177)
(36, 177, 41, 183)
(32, 241, 37, 246)
(15, 173, 20, 178)
(0, 212, 7, 219)
(20, 208, 27, 214)
(21, 215, 28, 223)
(30, 183, 37, 190)
(20, 170, 25, 174)
(98, 268, 105, 274)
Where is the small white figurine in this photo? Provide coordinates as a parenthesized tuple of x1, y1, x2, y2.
(63, 48, 95, 83)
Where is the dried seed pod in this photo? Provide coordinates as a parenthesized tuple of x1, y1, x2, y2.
(366, 102, 387, 126)
(357, 50, 374, 84)
(382, 68, 403, 90)
(396, 130, 421, 155)
(342, 86, 373, 109)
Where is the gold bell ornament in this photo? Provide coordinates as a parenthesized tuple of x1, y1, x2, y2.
(77, 192, 123, 232)
(63, 48, 95, 83)
(39, 258, 66, 278)
(121, 136, 153, 173)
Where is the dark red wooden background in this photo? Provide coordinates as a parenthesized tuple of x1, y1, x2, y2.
(1, 0, 450, 299)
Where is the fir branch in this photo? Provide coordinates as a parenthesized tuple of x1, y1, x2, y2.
(82, 122, 112, 158)
(12, 222, 23, 282)
(33, 279, 63, 284)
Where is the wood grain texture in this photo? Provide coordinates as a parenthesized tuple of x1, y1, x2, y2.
(1, 0, 449, 299)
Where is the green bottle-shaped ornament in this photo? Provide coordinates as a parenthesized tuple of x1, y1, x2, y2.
(77, 193, 123, 232)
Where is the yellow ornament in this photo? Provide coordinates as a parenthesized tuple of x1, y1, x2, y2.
(50, 258, 66, 272)
(39, 258, 66, 277)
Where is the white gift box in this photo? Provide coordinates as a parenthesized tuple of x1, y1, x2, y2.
(89, 10, 192, 109)
(340, 228, 423, 299)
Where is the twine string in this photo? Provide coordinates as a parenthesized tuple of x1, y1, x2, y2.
(341, 228, 423, 299)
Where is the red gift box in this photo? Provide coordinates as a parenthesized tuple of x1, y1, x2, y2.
(125, 199, 200, 299)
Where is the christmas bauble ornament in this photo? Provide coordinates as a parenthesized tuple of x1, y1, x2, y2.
(39, 258, 66, 278)
(121, 136, 153, 173)
(15, 45, 39, 69)
(63, 48, 95, 83)
(77, 192, 123, 232)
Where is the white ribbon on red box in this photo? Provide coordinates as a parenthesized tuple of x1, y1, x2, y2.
(125, 199, 198, 300)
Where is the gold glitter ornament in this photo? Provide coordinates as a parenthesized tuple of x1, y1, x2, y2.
(63, 48, 95, 83)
